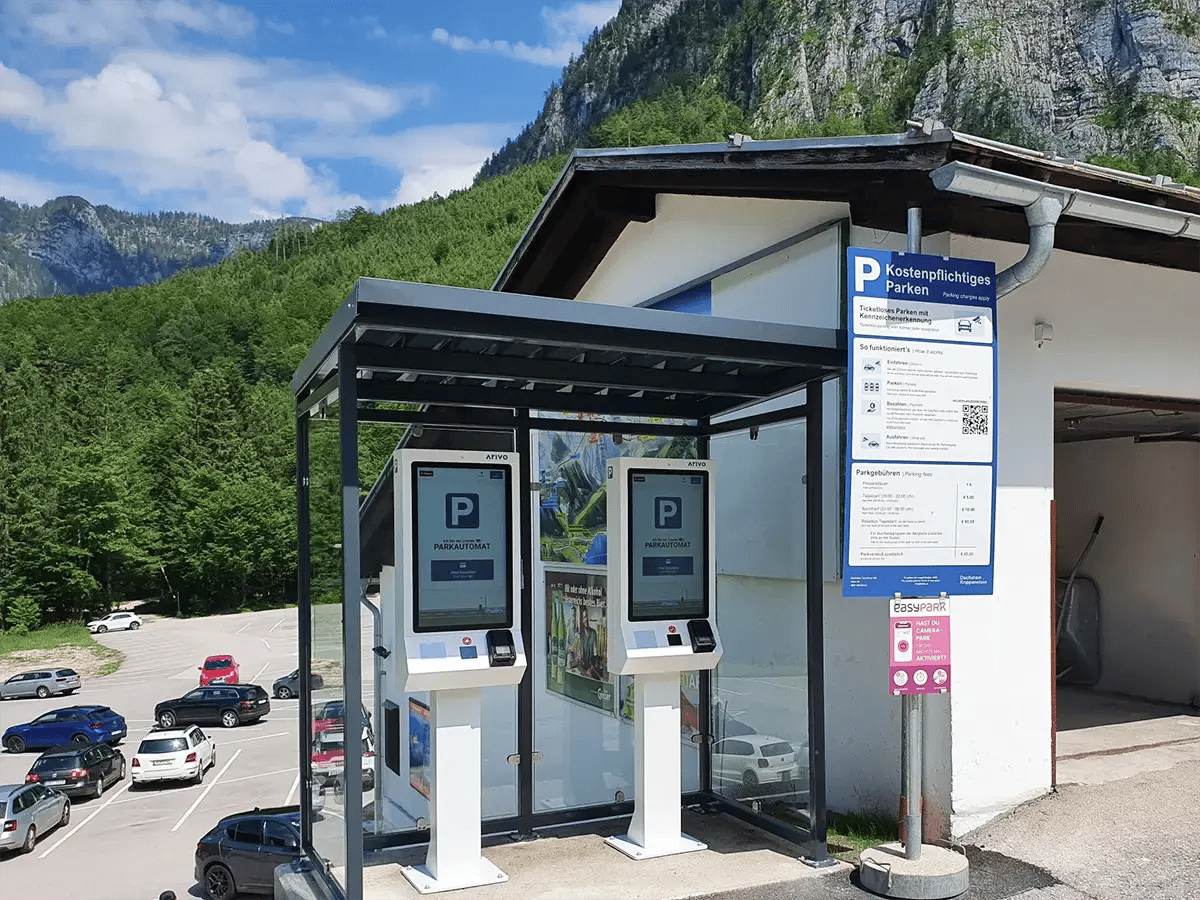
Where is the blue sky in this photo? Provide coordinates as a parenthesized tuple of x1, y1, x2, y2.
(0, 0, 621, 222)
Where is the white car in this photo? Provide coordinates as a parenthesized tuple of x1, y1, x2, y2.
(130, 725, 216, 786)
(712, 733, 803, 789)
(86, 611, 143, 633)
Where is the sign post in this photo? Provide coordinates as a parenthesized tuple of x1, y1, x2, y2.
(849, 208, 985, 898)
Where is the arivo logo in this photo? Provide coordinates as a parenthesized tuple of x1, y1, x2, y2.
(446, 493, 479, 528)
(655, 497, 682, 529)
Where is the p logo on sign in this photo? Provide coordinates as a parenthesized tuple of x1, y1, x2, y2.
(446, 493, 479, 528)
(655, 496, 682, 529)
(853, 253, 883, 293)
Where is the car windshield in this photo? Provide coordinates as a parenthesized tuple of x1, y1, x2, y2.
(56, 669, 77, 677)
(204, 659, 231, 670)
(759, 742, 793, 756)
(318, 701, 344, 718)
(139, 738, 188, 753)
(87, 708, 113, 719)
(32, 755, 80, 772)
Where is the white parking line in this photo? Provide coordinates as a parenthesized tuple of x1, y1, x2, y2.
(286, 774, 300, 805)
(39, 782, 131, 858)
(269, 617, 286, 633)
(171, 748, 242, 832)
(221, 767, 296, 786)
(220, 731, 289, 745)
(252, 662, 271, 682)
(236, 620, 253, 634)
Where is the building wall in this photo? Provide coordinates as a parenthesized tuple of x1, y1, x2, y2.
(1054, 439, 1200, 705)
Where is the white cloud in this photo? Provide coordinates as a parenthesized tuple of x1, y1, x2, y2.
(11, 0, 256, 48)
(0, 168, 79, 206)
(432, 0, 619, 68)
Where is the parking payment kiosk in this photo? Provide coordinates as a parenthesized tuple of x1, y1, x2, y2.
(604, 458, 722, 859)
(393, 449, 526, 893)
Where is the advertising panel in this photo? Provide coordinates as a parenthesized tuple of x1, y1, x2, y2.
(408, 698, 431, 799)
(889, 596, 951, 695)
(412, 462, 512, 631)
(628, 470, 709, 621)
(843, 247, 998, 598)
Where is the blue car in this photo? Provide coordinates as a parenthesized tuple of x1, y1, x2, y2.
(3, 705, 127, 753)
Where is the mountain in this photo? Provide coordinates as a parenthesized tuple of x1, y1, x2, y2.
(478, 0, 1200, 183)
(0, 195, 322, 303)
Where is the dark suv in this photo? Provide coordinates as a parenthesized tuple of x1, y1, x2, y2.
(25, 742, 126, 799)
(195, 807, 302, 899)
(155, 685, 270, 729)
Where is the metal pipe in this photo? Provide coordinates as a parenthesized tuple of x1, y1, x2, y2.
(904, 695, 923, 861)
(996, 197, 1063, 298)
(361, 589, 383, 833)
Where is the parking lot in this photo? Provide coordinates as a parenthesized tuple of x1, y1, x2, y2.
(0, 609, 306, 900)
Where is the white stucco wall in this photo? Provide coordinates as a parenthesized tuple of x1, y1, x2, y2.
(568, 194, 1200, 835)
(1055, 439, 1200, 705)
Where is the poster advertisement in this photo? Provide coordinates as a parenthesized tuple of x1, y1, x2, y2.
(545, 568, 613, 714)
(889, 596, 951, 695)
(537, 413, 696, 565)
(408, 698, 431, 800)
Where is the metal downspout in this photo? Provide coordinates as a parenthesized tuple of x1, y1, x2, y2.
(996, 196, 1064, 298)
(361, 588, 383, 832)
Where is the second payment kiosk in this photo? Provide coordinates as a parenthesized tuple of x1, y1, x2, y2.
(393, 449, 527, 893)
(605, 457, 722, 859)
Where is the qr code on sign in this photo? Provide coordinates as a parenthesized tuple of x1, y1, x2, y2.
(962, 404, 989, 435)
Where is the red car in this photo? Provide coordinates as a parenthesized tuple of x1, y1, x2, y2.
(198, 655, 240, 686)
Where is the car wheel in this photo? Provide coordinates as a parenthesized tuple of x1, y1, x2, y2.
(277, 685, 293, 700)
(129, 621, 140, 630)
(158, 711, 177, 728)
(65, 688, 78, 695)
(220, 710, 239, 729)
(96, 625, 107, 633)
(71, 733, 90, 746)
(118, 760, 126, 781)
(5, 735, 25, 753)
(35, 685, 50, 699)
(60, 800, 71, 826)
(742, 769, 759, 788)
(94, 774, 106, 799)
(21, 824, 36, 853)
(193, 762, 205, 785)
(204, 862, 237, 900)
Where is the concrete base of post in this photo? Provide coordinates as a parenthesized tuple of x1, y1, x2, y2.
(858, 842, 969, 899)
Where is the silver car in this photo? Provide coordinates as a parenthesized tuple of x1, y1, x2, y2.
(0, 782, 70, 854)
(1, 669, 81, 700)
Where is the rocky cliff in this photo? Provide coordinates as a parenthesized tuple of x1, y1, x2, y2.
(478, 0, 1200, 180)
(0, 196, 321, 302)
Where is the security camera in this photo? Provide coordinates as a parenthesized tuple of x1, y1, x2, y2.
(1034, 322, 1053, 348)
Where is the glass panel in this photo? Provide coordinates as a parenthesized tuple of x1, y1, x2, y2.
(366, 425, 518, 838)
(307, 406, 345, 882)
(710, 412, 812, 830)
(534, 417, 701, 810)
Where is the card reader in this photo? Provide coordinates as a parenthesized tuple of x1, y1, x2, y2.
(687, 620, 716, 654)
(486, 629, 517, 667)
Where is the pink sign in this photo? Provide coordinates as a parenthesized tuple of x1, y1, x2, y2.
(889, 597, 950, 695)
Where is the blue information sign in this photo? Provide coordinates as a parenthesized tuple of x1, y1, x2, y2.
(842, 248, 998, 597)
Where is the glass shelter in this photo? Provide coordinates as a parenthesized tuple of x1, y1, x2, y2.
(292, 277, 846, 899)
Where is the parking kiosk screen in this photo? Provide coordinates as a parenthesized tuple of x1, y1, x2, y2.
(628, 470, 709, 621)
(412, 462, 512, 632)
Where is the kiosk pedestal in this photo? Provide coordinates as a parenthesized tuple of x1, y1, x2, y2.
(605, 672, 706, 859)
(401, 688, 508, 894)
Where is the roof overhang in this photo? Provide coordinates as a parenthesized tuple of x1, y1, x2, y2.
(494, 130, 1200, 299)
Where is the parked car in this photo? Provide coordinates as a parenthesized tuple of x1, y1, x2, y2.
(312, 699, 372, 736)
(194, 807, 303, 900)
(712, 734, 803, 789)
(131, 725, 216, 786)
(199, 655, 240, 686)
(272, 669, 322, 700)
(3, 706, 127, 753)
(25, 742, 125, 799)
(155, 685, 270, 729)
(311, 729, 375, 792)
(0, 668, 81, 700)
(0, 782, 70, 854)
(86, 611, 142, 633)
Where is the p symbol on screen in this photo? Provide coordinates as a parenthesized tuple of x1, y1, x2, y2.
(854, 255, 882, 293)
(655, 496, 682, 529)
(446, 493, 479, 528)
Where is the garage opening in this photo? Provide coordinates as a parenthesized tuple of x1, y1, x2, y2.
(1052, 389, 1200, 786)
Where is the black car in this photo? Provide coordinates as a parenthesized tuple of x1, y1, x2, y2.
(155, 685, 271, 730)
(271, 669, 322, 700)
(195, 807, 302, 900)
(25, 742, 126, 799)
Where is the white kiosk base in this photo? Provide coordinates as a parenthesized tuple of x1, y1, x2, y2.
(400, 688, 509, 894)
(605, 672, 707, 860)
